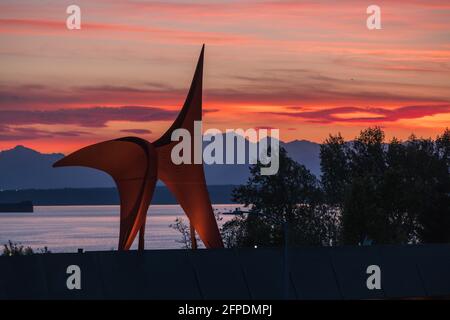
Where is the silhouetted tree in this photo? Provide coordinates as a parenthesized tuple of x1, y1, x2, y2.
(436, 128, 450, 168)
(223, 147, 338, 247)
(320, 133, 350, 206)
(169, 217, 195, 249)
(2, 241, 34, 256)
(321, 127, 450, 245)
(343, 127, 392, 244)
(170, 211, 223, 249)
(404, 135, 450, 243)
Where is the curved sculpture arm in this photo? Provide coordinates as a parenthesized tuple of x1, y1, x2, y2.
(53, 138, 157, 250)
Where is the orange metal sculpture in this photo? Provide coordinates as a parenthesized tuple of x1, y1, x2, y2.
(53, 46, 224, 250)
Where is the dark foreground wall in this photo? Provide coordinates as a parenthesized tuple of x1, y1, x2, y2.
(1, 244, 450, 300)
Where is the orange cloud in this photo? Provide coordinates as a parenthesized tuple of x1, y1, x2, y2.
(267, 105, 450, 124)
(0, 18, 258, 45)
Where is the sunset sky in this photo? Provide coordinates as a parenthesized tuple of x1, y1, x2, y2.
(0, 0, 449, 153)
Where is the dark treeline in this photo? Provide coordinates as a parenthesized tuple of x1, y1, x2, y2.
(222, 127, 450, 247)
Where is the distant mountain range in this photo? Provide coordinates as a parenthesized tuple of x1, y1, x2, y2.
(0, 137, 321, 190)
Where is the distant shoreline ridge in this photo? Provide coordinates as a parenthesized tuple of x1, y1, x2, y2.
(0, 186, 238, 206)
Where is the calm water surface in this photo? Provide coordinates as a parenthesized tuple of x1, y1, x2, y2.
(0, 205, 241, 252)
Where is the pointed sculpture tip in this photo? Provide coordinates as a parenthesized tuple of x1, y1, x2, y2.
(152, 44, 205, 147)
(199, 44, 205, 59)
(200, 44, 205, 59)
(196, 44, 204, 71)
